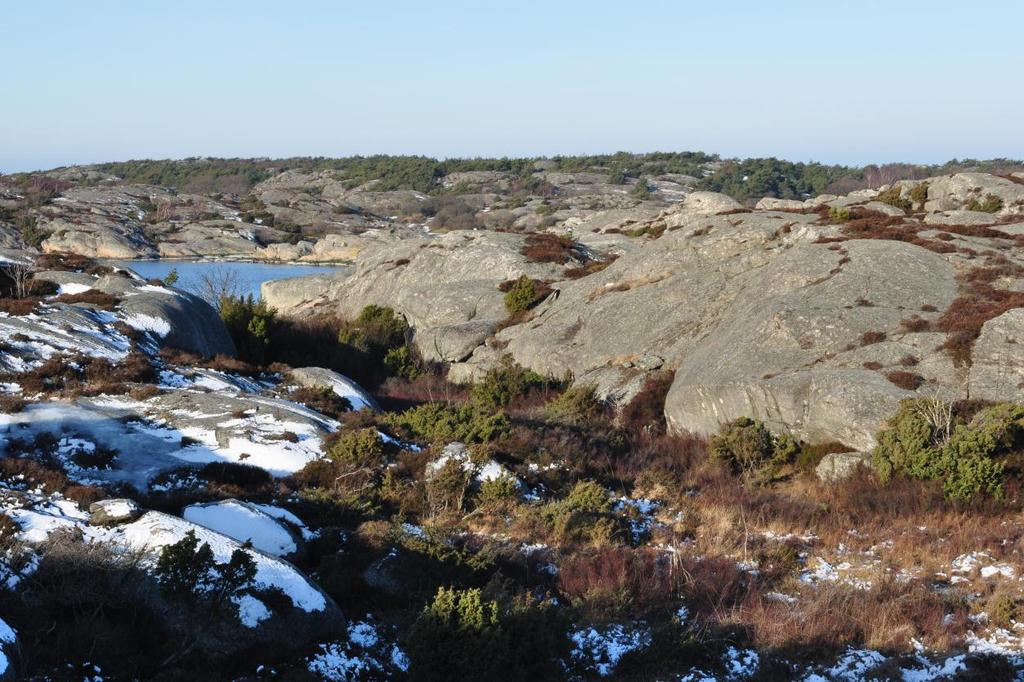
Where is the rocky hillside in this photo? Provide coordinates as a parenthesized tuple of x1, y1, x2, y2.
(266, 171, 1024, 452)
(5, 250, 1024, 679)
(2, 155, 1022, 261)
(5, 162, 1024, 680)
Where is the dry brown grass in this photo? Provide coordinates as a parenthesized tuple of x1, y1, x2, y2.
(729, 579, 968, 653)
(936, 277, 1024, 366)
(558, 546, 676, 619)
(899, 315, 930, 333)
(203, 353, 261, 375)
(860, 330, 887, 346)
(0, 455, 70, 496)
(52, 290, 119, 310)
(619, 370, 676, 436)
(814, 208, 1012, 255)
(33, 252, 98, 272)
(0, 297, 40, 315)
(886, 370, 925, 390)
(521, 233, 578, 264)
(585, 271, 672, 301)
(376, 370, 471, 412)
(2, 352, 155, 397)
(0, 393, 26, 413)
(289, 385, 354, 419)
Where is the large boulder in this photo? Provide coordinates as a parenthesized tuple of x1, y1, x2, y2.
(453, 210, 825, 396)
(288, 366, 379, 411)
(89, 498, 141, 526)
(264, 230, 568, 362)
(32, 269, 236, 358)
(40, 215, 154, 258)
(118, 285, 236, 358)
(665, 191, 743, 220)
(119, 511, 342, 658)
(816, 452, 873, 483)
(259, 233, 366, 263)
(923, 173, 1024, 216)
(755, 197, 805, 211)
(154, 221, 263, 259)
(182, 500, 300, 556)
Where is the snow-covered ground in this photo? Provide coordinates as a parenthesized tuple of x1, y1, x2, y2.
(0, 481, 328, 624)
(121, 511, 327, 612)
(306, 619, 409, 680)
(0, 391, 338, 488)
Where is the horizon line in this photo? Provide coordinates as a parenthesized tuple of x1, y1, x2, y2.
(4, 150, 1024, 176)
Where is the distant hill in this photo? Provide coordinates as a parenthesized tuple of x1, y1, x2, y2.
(14, 153, 1024, 201)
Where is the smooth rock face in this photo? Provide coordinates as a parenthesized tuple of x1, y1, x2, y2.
(155, 222, 262, 258)
(89, 498, 141, 526)
(457, 210, 821, 387)
(816, 452, 872, 483)
(256, 171, 1024, 448)
(970, 309, 1024, 401)
(264, 230, 567, 362)
(923, 173, 1024, 216)
(663, 239, 961, 450)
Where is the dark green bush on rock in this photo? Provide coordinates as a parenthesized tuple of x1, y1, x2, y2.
(540, 480, 624, 546)
(385, 402, 510, 444)
(872, 399, 1024, 501)
(407, 587, 568, 682)
(337, 304, 409, 352)
(545, 384, 604, 425)
(709, 417, 797, 483)
(154, 530, 257, 608)
(875, 185, 912, 212)
(220, 295, 277, 365)
(383, 344, 421, 380)
(503, 275, 543, 315)
(326, 427, 387, 469)
(471, 355, 548, 409)
(336, 304, 420, 384)
(965, 193, 1004, 213)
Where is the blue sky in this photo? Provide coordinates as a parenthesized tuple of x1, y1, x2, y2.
(2, 1, 1021, 172)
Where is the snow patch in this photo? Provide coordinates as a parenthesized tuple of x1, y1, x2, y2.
(233, 594, 272, 628)
(123, 313, 172, 338)
(57, 282, 93, 296)
(183, 500, 298, 556)
(570, 624, 651, 676)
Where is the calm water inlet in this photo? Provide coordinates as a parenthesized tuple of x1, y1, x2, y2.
(109, 260, 347, 300)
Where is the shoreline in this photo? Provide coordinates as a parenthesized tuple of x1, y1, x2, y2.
(102, 255, 355, 267)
